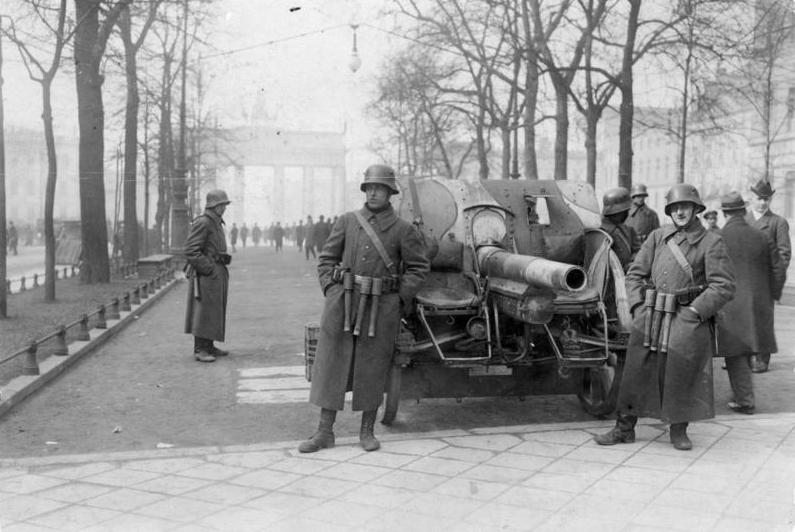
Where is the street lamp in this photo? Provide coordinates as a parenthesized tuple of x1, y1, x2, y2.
(348, 24, 361, 74)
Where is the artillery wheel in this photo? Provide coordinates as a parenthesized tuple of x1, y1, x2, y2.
(577, 353, 624, 418)
(381, 364, 402, 425)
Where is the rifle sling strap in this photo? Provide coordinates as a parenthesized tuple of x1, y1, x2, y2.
(353, 211, 396, 274)
(666, 238, 695, 284)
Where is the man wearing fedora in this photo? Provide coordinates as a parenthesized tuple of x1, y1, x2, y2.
(298, 164, 430, 453)
(745, 179, 791, 373)
(716, 192, 785, 414)
(626, 183, 660, 244)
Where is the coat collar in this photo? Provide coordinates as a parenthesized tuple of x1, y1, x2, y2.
(723, 215, 748, 229)
(662, 219, 706, 245)
(204, 208, 225, 225)
(359, 203, 398, 231)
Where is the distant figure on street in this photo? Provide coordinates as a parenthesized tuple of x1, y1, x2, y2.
(304, 215, 316, 260)
(313, 214, 331, 253)
(745, 179, 791, 373)
(240, 223, 249, 248)
(716, 191, 785, 415)
(702, 210, 719, 233)
(229, 223, 238, 253)
(251, 223, 262, 247)
(273, 222, 285, 252)
(298, 164, 430, 454)
(184, 190, 233, 363)
(296, 220, 305, 251)
(7, 221, 18, 256)
(595, 183, 734, 451)
(626, 183, 660, 244)
(600, 187, 640, 271)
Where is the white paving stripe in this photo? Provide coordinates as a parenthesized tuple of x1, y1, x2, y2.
(237, 365, 309, 404)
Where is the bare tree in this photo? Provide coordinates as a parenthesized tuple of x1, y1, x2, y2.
(0, 17, 7, 317)
(73, 0, 131, 283)
(3, 0, 74, 300)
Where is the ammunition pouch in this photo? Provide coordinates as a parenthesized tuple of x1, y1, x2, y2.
(672, 284, 705, 306)
(332, 266, 399, 294)
(217, 253, 232, 265)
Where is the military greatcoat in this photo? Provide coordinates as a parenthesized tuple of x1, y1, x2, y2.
(626, 203, 661, 244)
(310, 204, 430, 411)
(600, 217, 640, 271)
(716, 216, 784, 357)
(745, 209, 792, 274)
(617, 220, 735, 424)
(184, 209, 229, 341)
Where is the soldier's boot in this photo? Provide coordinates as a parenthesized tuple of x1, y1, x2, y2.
(594, 414, 637, 445)
(359, 410, 380, 452)
(298, 408, 336, 453)
(209, 345, 229, 357)
(669, 422, 692, 451)
(194, 337, 216, 363)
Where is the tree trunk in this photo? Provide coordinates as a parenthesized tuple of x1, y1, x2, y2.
(0, 21, 6, 318)
(618, 0, 641, 190)
(501, 124, 511, 179)
(74, 0, 110, 283)
(42, 81, 57, 300)
(585, 112, 598, 187)
(553, 78, 569, 180)
(476, 106, 489, 180)
(122, 21, 140, 263)
(524, 59, 539, 180)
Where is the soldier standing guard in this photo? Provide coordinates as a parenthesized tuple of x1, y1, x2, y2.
(299, 164, 430, 453)
(184, 190, 232, 363)
(745, 179, 791, 373)
(626, 183, 660, 244)
(601, 187, 640, 271)
(595, 184, 735, 450)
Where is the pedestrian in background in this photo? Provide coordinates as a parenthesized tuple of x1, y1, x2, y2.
(595, 183, 734, 451)
(296, 220, 305, 252)
(745, 179, 791, 373)
(304, 215, 316, 260)
(240, 223, 249, 248)
(273, 222, 284, 252)
(7, 221, 18, 256)
(299, 164, 429, 454)
(716, 191, 785, 415)
(626, 183, 660, 244)
(702, 210, 719, 233)
(229, 223, 238, 253)
(251, 223, 262, 247)
(313, 214, 331, 254)
(184, 190, 233, 363)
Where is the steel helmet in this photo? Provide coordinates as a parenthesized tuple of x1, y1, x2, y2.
(602, 187, 632, 216)
(664, 183, 705, 215)
(206, 189, 231, 209)
(360, 164, 399, 194)
(630, 183, 649, 197)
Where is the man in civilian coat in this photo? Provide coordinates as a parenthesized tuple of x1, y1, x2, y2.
(184, 190, 232, 363)
(299, 164, 430, 453)
(745, 179, 791, 373)
(716, 191, 785, 414)
(626, 183, 661, 244)
(595, 183, 735, 450)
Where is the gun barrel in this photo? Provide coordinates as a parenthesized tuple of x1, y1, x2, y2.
(477, 246, 587, 292)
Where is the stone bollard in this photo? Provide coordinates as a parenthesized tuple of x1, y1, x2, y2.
(33, 273, 39, 288)
(148, 280, 155, 295)
(107, 298, 121, 320)
(139, 284, 149, 299)
(131, 287, 141, 305)
(153, 274, 161, 290)
(53, 326, 69, 356)
(121, 292, 132, 312)
(22, 341, 40, 375)
(20, 276, 26, 292)
(77, 314, 91, 341)
(96, 305, 107, 329)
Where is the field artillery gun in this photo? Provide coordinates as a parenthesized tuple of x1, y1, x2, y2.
(379, 177, 631, 424)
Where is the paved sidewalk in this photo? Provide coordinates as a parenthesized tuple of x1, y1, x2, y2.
(1, 414, 793, 531)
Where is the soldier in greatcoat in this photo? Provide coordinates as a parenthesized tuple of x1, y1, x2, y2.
(716, 191, 785, 415)
(745, 179, 791, 373)
(299, 164, 430, 453)
(600, 187, 640, 271)
(184, 190, 232, 363)
(595, 184, 735, 450)
(626, 183, 661, 244)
